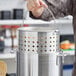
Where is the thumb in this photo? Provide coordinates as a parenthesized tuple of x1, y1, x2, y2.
(39, 0, 48, 8)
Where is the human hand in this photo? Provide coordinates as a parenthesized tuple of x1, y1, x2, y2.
(27, 0, 48, 17)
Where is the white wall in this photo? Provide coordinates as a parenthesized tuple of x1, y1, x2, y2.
(0, 0, 26, 10)
(58, 23, 73, 35)
(0, 0, 29, 19)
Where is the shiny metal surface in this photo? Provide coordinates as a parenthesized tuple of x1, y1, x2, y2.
(17, 27, 62, 76)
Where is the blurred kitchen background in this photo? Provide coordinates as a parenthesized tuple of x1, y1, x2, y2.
(0, 0, 74, 76)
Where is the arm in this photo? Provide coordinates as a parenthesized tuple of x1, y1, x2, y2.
(29, 0, 73, 21)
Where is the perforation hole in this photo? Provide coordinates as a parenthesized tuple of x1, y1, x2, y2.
(32, 50, 34, 52)
(24, 45, 26, 47)
(56, 45, 58, 46)
(50, 37, 52, 39)
(45, 41, 47, 43)
(28, 37, 30, 39)
(45, 50, 47, 52)
(53, 41, 55, 43)
(32, 45, 35, 47)
(37, 45, 39, 47)
(50, 50, 51, 51)
(53, 45, 55, 47)
(28, 49, 30, 51)
(45, 45, 47, 47)
(50, 45, 52, 47)
(45, 37, 47, 39)
(32, 41, 35, 43)
(28, 41, 30, 43)
(37, 41, 39, 43)
(28, 45, 30, 47)
(41, 45, 43, 48)
(53, 49, 55, 51)
(53, 37, 55, 38)
(50, 41, 52, 43)
(21, 49, 23, 50)
(24, 36, 26, 38)
(40, 50, 42, 52)
(24, 40, 26, 43)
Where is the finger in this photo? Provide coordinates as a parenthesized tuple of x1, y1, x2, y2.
(27, 0, 36, 8)
(27, 0, 35, 8)
(39, 0, 48, 8)
(27, 3, 31, 11)
(28, 0, 41, 7)
(33, 0, 40, 7)
(27, 2, 35, 11)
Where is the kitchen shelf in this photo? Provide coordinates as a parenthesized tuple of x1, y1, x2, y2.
(0, 19, 72, 25)
(0, 53, 16, 59)
(0, 48, 16, 59)
(63, 50, 75, 55)
(0, 49, 74, 59)
(0, 50, 74, 59)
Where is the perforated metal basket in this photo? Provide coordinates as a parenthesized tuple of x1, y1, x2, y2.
(18, 27, 60, 53)
(17, 27, 62, 76)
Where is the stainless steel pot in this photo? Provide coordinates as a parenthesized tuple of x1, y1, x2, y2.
(17, 27, 63, 76)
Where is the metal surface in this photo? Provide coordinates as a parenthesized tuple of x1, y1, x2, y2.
(17, 27, 63, 76)
(18, 27, 60, 53)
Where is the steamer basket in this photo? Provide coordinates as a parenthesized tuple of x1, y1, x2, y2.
(18, 27, 60, 53)
(17, 27, 63, 76)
